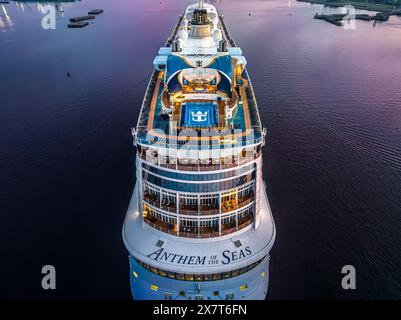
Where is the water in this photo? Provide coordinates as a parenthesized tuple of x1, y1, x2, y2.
(1, 0, 401, 299)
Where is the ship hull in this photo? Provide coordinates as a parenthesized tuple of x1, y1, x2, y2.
(124, 183, 273, 300)
(123, 2, 275, 301)
(129, 254, 269, 300)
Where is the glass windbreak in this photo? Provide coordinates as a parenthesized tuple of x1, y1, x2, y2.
(143, 171, 255, 193)
(142, 163, 254, 181)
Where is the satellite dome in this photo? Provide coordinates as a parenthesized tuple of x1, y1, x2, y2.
(212, 29, 222, 43)
(177, 30, 188, 41)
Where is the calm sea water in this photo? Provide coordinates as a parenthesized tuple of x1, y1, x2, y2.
(1, 0, 401, 299)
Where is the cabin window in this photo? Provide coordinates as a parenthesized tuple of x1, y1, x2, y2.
(226, 292, 234, 300)
(185, 274, 194, 281)
(176, 273, 185, 280)
(133, 257, 265, 282)
(164, 293, 172, 300)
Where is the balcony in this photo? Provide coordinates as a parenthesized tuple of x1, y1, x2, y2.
(221, 192, 254, 213)
(159, 163, 177, 170)
(179, 204, 199, 215)
(238, 192, 255, 209)
(144, 216, 178, 236)
(238, 214, 253, 226)
(143, 213, 254, 238)
(144, 192, 178, 213)
(143, 192, 160, 208)
(179, 225, 220, 239)
(139, 153, 260, 172)
(161, 200, 177, 213)
(220, 214, 253, 236)
(145, 191, 254, 216)
(221, 199, 237, 213)
(200, 204, 219, 215)
(178, 203, 219, 215)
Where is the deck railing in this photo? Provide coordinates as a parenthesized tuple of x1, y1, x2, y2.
(144, 214, 254, 238)
(160, 204, 177, 213)
(144, 192, 251, 216)
(140, 152, 260, 172)
(143, 193, 160, 207)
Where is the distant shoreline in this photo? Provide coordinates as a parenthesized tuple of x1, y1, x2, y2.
(297, 0, 399, 13)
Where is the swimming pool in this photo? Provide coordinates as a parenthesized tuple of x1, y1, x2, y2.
(181, 102, 218, 128)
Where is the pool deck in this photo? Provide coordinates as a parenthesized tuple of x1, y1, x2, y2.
(144, 71, 254, 142)
(134, 13, 263, 148)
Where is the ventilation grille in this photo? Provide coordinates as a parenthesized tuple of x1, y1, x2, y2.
(233, 240, 242, 248)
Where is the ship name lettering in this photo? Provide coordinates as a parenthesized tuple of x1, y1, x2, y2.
(160, 251, 172, 261)
(177, 255, 188, 264)
(221, 246, 252, 265)
(147, 248, 164, 260)
(196, 256, 206, 265)
(147, 248, 207, 265)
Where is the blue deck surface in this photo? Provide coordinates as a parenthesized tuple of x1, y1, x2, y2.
(142, 71, 262, 148)
(181, 102, 218, 128)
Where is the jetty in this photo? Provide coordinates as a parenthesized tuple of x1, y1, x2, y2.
(69, 16, 95, 23)
(314, 14, 344, 26)
(68, 9, 103, 29)
(299, 0, 397, 13)
(314, 12, 390, 26)
(68, 21, 89, 28)
(88, 9, 103, 15)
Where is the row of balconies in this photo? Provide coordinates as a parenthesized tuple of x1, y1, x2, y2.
(143, 191, 254, 216)
(143, 213, 254, 239)
(139, 151, 260, 172)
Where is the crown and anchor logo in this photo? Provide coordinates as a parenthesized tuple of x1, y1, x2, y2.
(191, 111, 208, 122)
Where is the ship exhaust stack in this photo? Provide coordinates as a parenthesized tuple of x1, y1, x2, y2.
(192, 8, 209, 25)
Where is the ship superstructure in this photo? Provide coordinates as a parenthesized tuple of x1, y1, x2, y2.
(123, 1, 275, 300)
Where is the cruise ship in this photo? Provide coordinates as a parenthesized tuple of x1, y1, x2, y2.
(122, 1, 275, 300)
